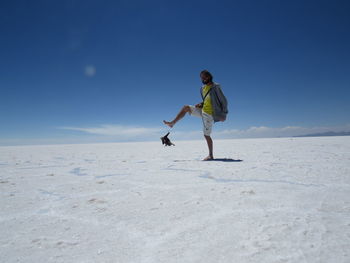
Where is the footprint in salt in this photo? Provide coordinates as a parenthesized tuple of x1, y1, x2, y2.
(88, 198, 107, 204)
(241, 190, 256, 195)
(56, 241, 79, 247)
(87, 198, 108, 212)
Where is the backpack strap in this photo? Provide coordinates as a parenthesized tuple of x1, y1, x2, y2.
(201, 86, 212, 102)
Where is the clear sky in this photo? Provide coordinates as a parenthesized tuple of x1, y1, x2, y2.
(1, 0, 350, 145)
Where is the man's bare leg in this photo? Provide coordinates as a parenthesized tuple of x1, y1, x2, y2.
(163, 105, 191, 128)
(203, 135, 214, 161)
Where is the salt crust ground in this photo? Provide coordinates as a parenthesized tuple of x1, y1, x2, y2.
(0, 136, 350, 263)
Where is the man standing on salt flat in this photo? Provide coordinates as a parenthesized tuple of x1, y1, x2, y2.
(163, 70, 228, 160)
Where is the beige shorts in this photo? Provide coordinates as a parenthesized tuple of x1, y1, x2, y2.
(189, 105, 214, 136)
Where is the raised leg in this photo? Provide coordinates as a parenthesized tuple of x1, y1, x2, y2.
(163, 105, 191, 128)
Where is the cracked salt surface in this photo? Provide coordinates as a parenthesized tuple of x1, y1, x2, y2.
(0, 137, 350, 262)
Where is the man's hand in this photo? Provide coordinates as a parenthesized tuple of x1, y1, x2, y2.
(195, 102, 203, 108)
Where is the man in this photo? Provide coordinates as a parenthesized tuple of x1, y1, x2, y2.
(163, 70, 228, 160)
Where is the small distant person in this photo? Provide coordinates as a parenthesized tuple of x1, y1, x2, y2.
(163, 70, 228, 160)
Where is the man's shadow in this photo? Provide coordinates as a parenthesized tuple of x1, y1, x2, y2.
(207, 158, 243, 162)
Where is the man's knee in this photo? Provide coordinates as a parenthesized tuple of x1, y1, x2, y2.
(183, 105, 190, 113)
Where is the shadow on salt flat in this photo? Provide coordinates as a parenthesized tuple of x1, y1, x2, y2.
(199, 175, 324, 187)
(95, 174, 125, 178)
(38, 189, 65, 200)
(70, 167, 88, 176)
(174, 158, 243, 162)
(207, 158, 243, 162)
(37, 208, 50, 214)
(19, 164, 67, 169)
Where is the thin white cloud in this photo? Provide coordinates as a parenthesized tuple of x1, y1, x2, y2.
(60, 124, 162, 138)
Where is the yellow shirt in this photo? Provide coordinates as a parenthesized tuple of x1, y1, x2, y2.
(202, 84, 213, 115)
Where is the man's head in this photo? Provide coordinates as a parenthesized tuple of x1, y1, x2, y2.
(200, 70, 213, 85)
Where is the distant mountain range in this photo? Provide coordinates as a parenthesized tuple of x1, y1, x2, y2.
(294, 131, 350, 138)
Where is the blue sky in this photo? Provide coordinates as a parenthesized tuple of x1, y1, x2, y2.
(1, 0, 350, 145)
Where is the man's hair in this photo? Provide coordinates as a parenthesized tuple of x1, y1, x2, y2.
(200, 70, 213, 82)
